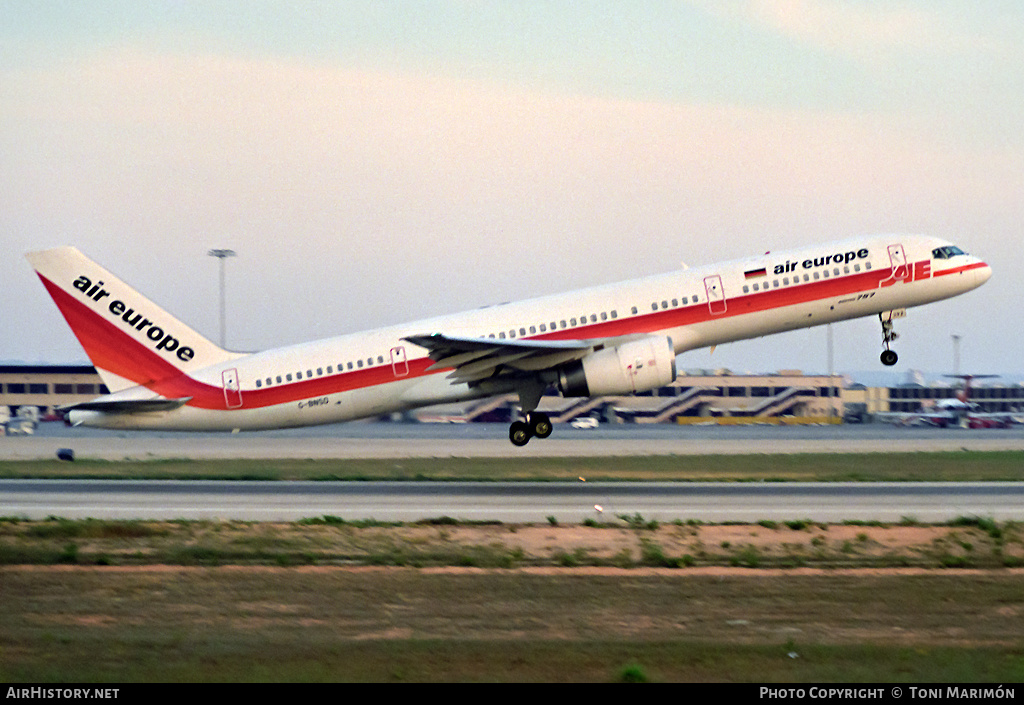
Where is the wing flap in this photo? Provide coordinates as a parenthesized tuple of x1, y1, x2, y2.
(404, 333, 595, 385)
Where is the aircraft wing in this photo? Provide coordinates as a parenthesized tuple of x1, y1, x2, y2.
(403, 333, 596, 384)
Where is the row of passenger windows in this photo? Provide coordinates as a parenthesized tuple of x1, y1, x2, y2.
(645, 295, 701, 312)
(742, 262, 871, 294)
(255, 355, 388, 388)
(255, 271, 858, 390)
(484, 310, 619, 339)
(254, 294, 717, 388)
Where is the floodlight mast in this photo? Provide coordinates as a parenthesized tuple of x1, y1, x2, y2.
(208, 248, 236, 348)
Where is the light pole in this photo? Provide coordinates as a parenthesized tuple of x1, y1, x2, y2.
(208, 249, 236, 348)
(952, 334, 961, 377)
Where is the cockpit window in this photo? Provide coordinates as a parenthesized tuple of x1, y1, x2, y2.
(932, 245, 966, 260)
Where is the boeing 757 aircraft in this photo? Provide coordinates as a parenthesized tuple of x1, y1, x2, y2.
(27, 235, 990, 445)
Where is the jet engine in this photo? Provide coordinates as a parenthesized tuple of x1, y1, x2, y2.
(557, 335, 676, 397)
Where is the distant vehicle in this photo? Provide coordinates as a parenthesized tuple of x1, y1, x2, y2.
(570, 417, 599, 430)
(0, 406, 38, 436)
(27, 235, 990, 445)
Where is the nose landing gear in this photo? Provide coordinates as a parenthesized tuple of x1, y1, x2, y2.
(880, 311, 901, 366)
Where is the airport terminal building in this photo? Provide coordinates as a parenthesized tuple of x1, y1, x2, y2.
(3, 364, 1022, 426)
(0, 365, 109, 422)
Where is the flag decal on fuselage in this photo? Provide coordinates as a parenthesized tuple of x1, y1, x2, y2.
(744, 267, 767, 279)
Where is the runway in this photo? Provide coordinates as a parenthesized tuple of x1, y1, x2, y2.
(3, 424, 1022, 523)
(3, 479, 1023, 523)
(4, 422, 1024, 460)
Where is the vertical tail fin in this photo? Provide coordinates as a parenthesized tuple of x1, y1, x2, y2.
(26, 247, 241, 394)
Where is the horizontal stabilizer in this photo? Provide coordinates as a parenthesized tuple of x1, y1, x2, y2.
(59, 397, 193, 414)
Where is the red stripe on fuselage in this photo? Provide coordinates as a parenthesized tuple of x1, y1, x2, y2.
(45, 257, 977, 413)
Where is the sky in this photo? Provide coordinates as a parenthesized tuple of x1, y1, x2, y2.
(2, 1, 1022, 380)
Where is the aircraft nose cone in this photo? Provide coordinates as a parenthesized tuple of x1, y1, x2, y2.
(976, 261, 992, 286)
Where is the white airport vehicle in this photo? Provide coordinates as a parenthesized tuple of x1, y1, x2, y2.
(26, 235, 990, 445)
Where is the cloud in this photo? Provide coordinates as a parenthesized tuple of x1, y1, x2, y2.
(692, 0, 965, 57)
(2, 46, 1020, 370)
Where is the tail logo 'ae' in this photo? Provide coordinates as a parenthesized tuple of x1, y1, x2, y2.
(72, 275, 195, 362)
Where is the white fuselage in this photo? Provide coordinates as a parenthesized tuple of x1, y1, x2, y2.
(66, 234, 991, 430)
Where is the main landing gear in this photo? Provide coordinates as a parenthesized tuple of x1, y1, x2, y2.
(880, 312, 899, 366)
(509, 412, 552, 447)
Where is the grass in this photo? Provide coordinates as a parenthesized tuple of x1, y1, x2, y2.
(2, 515, 1021, 569)
(3, 567, 1024, 682)
(3, 450, 1023, 681)
(1, 450, 1023, 482)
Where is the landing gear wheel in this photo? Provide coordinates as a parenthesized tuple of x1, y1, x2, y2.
(509, 421, 532, 447)
(879, 312, 900, 367)
(528, 412, 552, 439)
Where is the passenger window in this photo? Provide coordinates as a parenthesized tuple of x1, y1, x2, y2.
(256, 379, 262, 388)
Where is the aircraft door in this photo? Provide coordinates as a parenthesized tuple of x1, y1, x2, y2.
(222, 368, 243, 408)
(390, 346, 409, 378)
(704, 275, 727, 315)
(887, 244, 909, 283)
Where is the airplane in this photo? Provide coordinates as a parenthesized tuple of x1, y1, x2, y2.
(880, 375, 1023, 429)
(26, 234, 991, 445)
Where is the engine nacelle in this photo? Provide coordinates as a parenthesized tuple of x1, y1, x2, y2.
(557, 335, 676, 397)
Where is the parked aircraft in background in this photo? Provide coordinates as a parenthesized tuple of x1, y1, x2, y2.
(27, 234, 990, 444)
(880, 375, 1023, 429)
